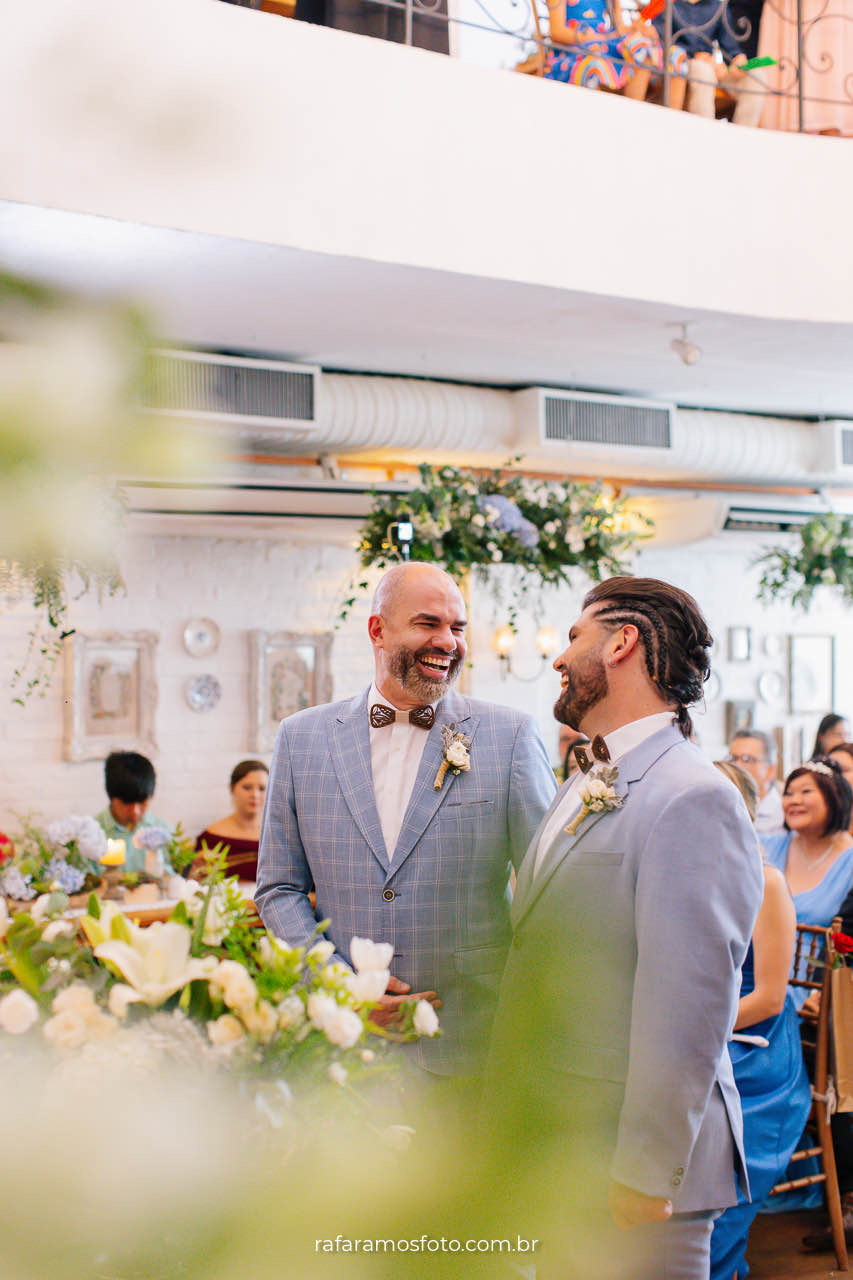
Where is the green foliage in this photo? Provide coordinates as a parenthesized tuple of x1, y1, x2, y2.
(756, 513, 853, 611)
(343, 461, 652, 621)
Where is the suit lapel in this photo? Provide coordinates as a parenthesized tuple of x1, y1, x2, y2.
(390, 693, 478, 874)
(329, 689, 389, 872)
(512, 723, 684, 928)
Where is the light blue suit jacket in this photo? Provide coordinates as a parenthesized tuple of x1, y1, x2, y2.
(255, 687, 556, 1074)
(493, 724, 764, 1211)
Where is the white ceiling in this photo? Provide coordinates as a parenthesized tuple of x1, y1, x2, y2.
(3, 200, 853, 419)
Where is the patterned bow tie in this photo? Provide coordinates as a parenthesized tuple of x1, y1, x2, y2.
(573, 735, 610, 773)
(370, 704, 435, 730)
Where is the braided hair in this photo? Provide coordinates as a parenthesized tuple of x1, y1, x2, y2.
(582, 577, 713, 739)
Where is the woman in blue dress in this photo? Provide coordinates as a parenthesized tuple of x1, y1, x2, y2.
(710, 762, 812, 1280)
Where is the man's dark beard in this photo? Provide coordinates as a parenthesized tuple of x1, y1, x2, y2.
(554, 652, 608, 730)
(388, 644, 462, 703)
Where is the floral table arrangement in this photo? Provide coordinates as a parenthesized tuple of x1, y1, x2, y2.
(0, 855, 438, 1103)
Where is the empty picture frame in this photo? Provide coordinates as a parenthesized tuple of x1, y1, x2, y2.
(249, 630, 333, 751)
(724, 699, 756, 743)
(789, 634, 835, 714)
(727, 626, 752, 662)
(63, 631, 158, 762)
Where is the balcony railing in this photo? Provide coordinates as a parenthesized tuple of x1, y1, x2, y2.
(221, 0, 853, 134)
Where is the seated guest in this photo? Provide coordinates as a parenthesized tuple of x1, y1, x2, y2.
(545, 0, 661, 100)
(762, 759, 853, 1002)
(654, 0, 768, 124)
(710, 762, 812, 1280)
(555, 724, 589, 784)
(829, 744, 853, 829)
(195, 759, 269, 880)
(812, 712, 852, 759)
(95, 751, 171, 874)
(728, 727, 785, 835)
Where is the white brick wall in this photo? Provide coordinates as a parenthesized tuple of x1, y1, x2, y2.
(0, 526, 850, 839)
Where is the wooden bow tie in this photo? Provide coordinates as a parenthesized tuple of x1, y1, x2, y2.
(573, 735, 610, 773)
(370, 704, 435, 729)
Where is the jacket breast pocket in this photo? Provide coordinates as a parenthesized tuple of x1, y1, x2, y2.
(569, 849, 625, 867)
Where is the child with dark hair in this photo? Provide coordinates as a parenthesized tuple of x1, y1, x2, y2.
(95, 751, 171, 873)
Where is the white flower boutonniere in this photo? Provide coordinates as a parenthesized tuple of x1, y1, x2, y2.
(433, 725, 471, 791)
(565, 764, 623, 836)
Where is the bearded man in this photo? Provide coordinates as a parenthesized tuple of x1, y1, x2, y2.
(485, 576, 763, 1280)
(256, 562, 556, 1077)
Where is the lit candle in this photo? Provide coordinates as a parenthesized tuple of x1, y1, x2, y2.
(101, 839, 126, 867)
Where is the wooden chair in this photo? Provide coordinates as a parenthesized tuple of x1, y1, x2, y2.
(767, 920, 849, 1272)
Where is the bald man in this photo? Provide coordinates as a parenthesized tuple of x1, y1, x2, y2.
(256, 563, 556, 1077)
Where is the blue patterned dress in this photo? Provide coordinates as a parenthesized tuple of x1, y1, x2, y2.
(545, 0, 686, 89)
(710, 946, 811, 1280)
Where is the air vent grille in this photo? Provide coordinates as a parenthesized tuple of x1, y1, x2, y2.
(842, 428, 853, 467)
(723, 507, 820, 533)
(141, 351, 315, 423)
(543, 396, 671, 448)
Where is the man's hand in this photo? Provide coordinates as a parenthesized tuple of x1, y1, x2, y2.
(368, 974, 442, 1028)
(608, 1180, 673, 1229)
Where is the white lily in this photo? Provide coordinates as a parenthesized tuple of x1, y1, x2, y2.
(94, 920, 211, 1007)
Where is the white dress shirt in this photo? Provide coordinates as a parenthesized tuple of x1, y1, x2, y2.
(368, 683, 434, 861)
(532, 711, 676, 878)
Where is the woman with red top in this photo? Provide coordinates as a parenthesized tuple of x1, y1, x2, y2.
(195, 760, 268, 881)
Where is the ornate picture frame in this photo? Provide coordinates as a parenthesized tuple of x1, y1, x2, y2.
(63, 631, 158, 762)
(249, 630, 333, 752)
(789, 634, 835, 714)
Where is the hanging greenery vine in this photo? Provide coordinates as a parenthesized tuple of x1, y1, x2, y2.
(756, 512, 853, 611)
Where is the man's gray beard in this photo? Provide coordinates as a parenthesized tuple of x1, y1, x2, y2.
(388, 645, 461, 703)
(554, 653, 608, 729)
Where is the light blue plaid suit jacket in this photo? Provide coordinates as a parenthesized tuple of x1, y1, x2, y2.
(255, 686, 556, 1074)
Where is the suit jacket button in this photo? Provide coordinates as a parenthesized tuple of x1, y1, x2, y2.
(670, 1175, 682, 1188)
(674, 1166, 684, 1176)
(382, 888, 395, 902)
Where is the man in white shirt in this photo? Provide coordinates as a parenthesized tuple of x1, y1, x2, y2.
(486, 576, 763, 1280)
(256, 562, 556, 1076)
(727, 729, 785, 835)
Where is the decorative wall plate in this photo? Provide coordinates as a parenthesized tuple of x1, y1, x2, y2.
(183, 617, 220, 658)
(762, 634, 783, 660)
(186, 674, 222, 712)
(757, 670, 786, 704)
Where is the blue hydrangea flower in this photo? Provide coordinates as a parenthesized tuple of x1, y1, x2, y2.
(44, 857, 86, 894)
(477, 494, 540, 549)
(1, 866, 36, 901)
(134, 827, 170, 853)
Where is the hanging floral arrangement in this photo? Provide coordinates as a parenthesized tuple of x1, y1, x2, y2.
(342, 461, 652, 618)
(756, 513, 853, 611)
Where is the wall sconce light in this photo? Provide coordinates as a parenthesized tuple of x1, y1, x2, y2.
(669, 323, 702, 367)
(493, 623, 561, 681)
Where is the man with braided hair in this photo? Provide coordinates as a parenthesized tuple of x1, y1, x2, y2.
(486, 576, 763, 1280)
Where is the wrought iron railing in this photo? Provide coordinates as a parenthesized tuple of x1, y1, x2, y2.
(220, 0, 853, 134)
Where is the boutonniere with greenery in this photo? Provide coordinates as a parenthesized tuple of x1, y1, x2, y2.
(565, 764, 623, 836)
(433, 725, 471, 791)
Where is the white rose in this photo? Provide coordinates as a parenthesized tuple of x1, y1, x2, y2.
(242, 1000, 278, 1044)
(491, 549, 503, 562)
(360, 1048, 375, 1065)
(0, 988, 39, 1034)
(307, 940, 335, 965)
(328, 1062, 348, 1087)
(471, 513, 486, 528)
(345, 968, 389, 1005)
(413, 1000, 440, 1038)
(568, 531, 585, 554)
(207, 1013, 246, 1048)
(306, 991, 338, 1031)
(350, 938, 394, 973)
(42, 920, 75, 942)
(30, 894, 55, 924)
(322, 1005, 363, 1049)
(53, 983, 99, 1020)
(277, 994, 305, 1030)
(42, 1009, 88, 1049)
(446, 742, 469, 769)
(214, 963, 257, 1015)
(543, 521, 557, 535)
